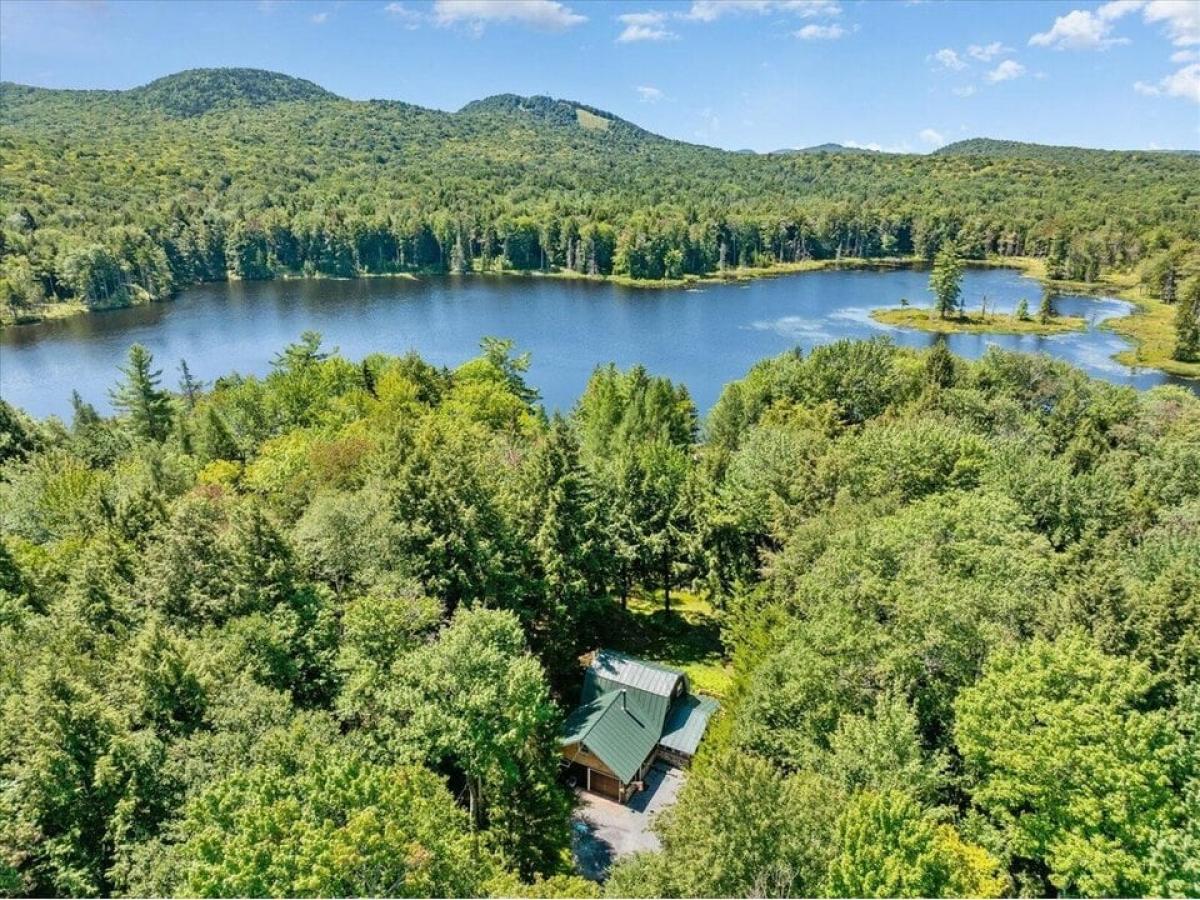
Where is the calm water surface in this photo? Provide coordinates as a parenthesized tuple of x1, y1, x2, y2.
(1, 268, 1193, 420)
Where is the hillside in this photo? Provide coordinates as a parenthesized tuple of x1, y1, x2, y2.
(1, 68, 1198, 322)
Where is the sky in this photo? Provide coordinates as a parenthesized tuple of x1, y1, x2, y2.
(1, 0, 1197, 153)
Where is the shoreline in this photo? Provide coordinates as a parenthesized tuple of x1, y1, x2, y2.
(3, 256, 1195, 381)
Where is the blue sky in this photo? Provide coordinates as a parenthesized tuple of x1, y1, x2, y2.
(2, 0, 1197, 152)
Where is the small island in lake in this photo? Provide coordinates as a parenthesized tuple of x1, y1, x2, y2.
(872, 306, 1087, 336)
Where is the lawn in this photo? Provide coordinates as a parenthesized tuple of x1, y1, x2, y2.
(598, 591, 733, 699)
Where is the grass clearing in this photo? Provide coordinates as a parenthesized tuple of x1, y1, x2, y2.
(598, 591, 733, 699)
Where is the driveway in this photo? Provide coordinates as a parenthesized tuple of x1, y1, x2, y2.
(571, 763, 685, 881)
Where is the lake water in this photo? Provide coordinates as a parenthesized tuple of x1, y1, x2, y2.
(0, 267, 1192, 420)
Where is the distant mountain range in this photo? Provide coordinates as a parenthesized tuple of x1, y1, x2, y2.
(2, 67, 1196, 318)
(4, 68, 1194, 157)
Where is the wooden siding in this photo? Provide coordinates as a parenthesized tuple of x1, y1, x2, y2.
(561, 742, 619, 780)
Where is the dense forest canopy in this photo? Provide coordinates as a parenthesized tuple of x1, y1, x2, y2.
(2, 67, 1198, 319)
(1, 333, 1197, 897)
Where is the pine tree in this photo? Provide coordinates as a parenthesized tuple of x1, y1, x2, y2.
(930, 242, 964, 319)
(1038, 288, 1056, 324)
(177, 359, 204, 410)
(110, 344, 172, 442)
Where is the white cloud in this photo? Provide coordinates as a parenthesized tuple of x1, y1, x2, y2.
(1143, 0, 1200, 46)
(1136, 62, 1200, 100)
(779, 0, 842, 16)
(619, 11, 667, 26)
(635, 85, 664, 102)
(682, 0, 839, 21)
(1172, 48, 1199, 61)
(618, 23, 675, 41)
(432, 0, 585, 31)
(986, 59, 1027, 81)
(795, 23, 844, 39)
(953, 84, 977, 96)
(617, 11, 677, 41)
(311, 11, 328, 24)
(967, 41, 1011, 60)
(1030, 1, 1197, 50)
(931, 47, 966, 69)
(684, 0, 767, 20)
(1028, 4, 1132, 49)
(919, 127, 946, 146)
(1162, 62, 1200, 97)
(384, 2, 425, 28)
(841, 138, 912, 153)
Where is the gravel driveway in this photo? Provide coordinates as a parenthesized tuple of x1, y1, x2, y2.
(571, 763, 685, 881)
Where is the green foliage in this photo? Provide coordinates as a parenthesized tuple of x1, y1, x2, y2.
(955, 632, 1190, 896)
(608, 751, 837, 897)
(378, 607, 573, 878)
(1, 335, 1198, 897)
(825, 790, 1005, 898)
(170, 751, 485, 897)
(1174, 275, 1200, 361)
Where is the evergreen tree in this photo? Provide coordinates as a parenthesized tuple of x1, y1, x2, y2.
(929, 243, 964, 319)
(177, 359, 204, 410)
(1038, 288, 1055, 324)
(109, 344, 173, 442)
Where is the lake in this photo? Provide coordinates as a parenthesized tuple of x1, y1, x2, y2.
(0, 267, 1192, 420)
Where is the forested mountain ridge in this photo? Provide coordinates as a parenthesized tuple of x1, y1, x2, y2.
(1, 67, 1198, 326)
(1, 335, 1198, 897)
(936, 136, 1200, 159)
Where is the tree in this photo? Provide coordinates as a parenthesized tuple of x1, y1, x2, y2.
(0, 665, 120, 896)
(929, 242, 963, 319)
(169, 752, 486, 897)
(613, 750, 836, 897)
(1038, 288, 1055, 324)
(1173, 275, 1200, 362)
(511, 416, 610, 684)
(380, 608, 572, 878)
(110, 344, 172, 442)
(825, 790, 1006, 898)
(177, 359, 204, 409)
(955, 632, 1187, 896)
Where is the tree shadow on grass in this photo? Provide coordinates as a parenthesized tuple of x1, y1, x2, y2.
(595, 592, 726, 673)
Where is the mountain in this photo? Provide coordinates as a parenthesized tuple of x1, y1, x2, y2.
(773, 143, 883, 155)
(458, 93, 649, 138)
(932, 137, 1200, 160)
(1, 68, 1197, 319)
(127, 68, 339, 118)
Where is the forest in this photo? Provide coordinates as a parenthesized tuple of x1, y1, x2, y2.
(1, 332, 1197, 898)
(2, 67, 1199, 333)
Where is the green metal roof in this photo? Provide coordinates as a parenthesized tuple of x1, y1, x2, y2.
(580, 651, 685, 745)
(561, 689, 661, 784)
(563, 650, 715, 785)
(659, 694, 719, 757)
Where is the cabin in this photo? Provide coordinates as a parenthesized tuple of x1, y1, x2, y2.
(560, 649, 719, 803)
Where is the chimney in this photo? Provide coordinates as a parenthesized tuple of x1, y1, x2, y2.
(621, 689, 627, 712)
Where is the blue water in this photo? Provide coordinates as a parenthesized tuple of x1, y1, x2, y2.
(0, 267, 1191, 420)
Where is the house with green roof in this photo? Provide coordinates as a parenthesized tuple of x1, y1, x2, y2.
(560, 649, 719, 803)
